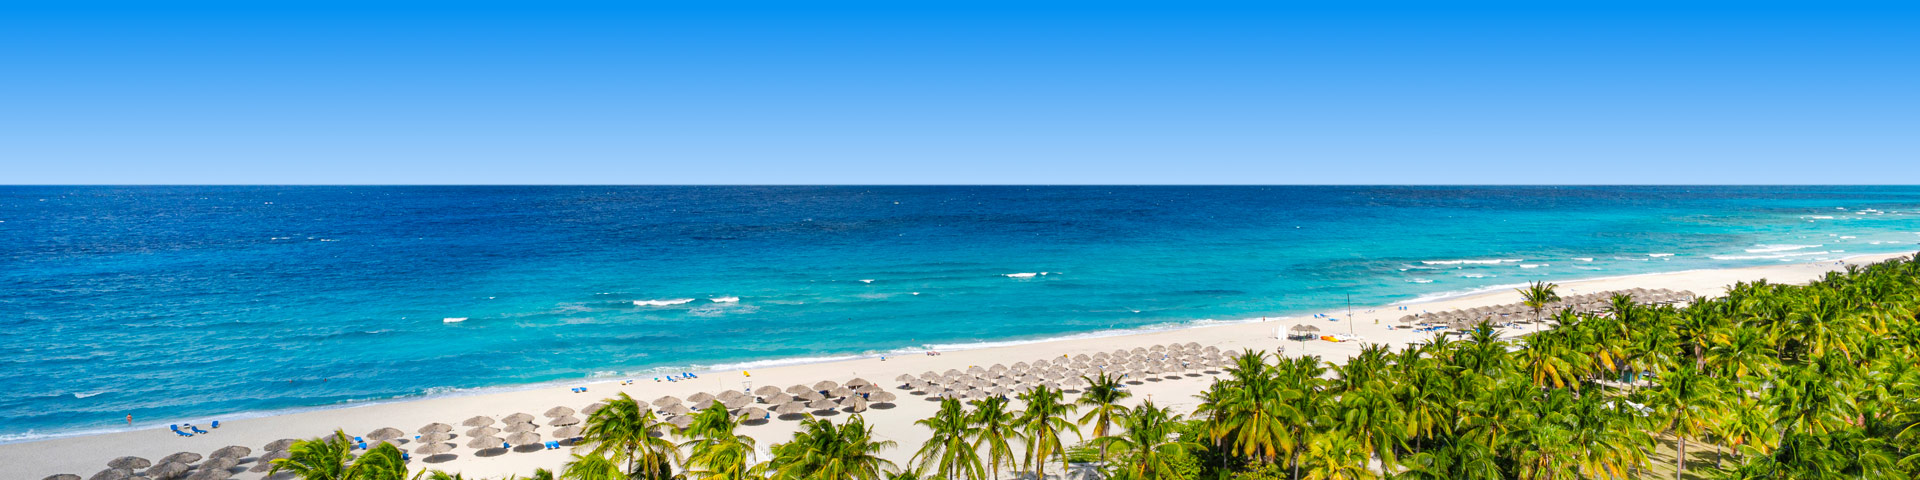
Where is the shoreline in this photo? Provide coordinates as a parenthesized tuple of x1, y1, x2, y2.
(9, 251, 1913, 479)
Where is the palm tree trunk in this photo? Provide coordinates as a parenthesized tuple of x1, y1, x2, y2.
(1674, 437, 1686, 480)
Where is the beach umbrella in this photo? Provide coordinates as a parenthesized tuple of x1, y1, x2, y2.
(717, 390, 749, 401)
(89, 469, 132, 480)
(418, 422, 453, 434)
(667, 415, 694, 429)
(797, 390, 826, 401)
(503, 413, 535, 424)
(764, 392, 794, 405)
(263, 438, 298, 452)
(467, 435, 504, 449)
(461, 415, 495, 427)
(107, 457, 150, 470)
(893, 374, 915, 383)
(869, 391, 898, 403)
(754, 385, 784, 396)
(660, 403, 692, 415)
(775, 401, 810, 415)
(43, 475, 82, 480)
(552, 425, 584, 439)
(544, 406, 576, 417)
(366, 427, 404, 442)
(420, 432, 454, 444)
(739, 406, 769, 420)
(505, 431, 541, 445)
(504, 422, 539, 433)
(842, 396, 869, 412)
(722, 396, 753, 409)
(812, 380, 839, 391)
(845, 377, 872, 387)
(583, 402, 607, 415)
(828, 386, 855, 397)
(415, 442, 454, 455)
(184, 469, 233, 480)
(855, 384, 884, 394)
(467, 425, 501, 437)
(806, 398, 839, 410)
(159, 452, 202, 465)
(549, 415, 582, 426)
(200, 457, 239, 472)
(209, 446, 250, 460)
(691, 398, 725, 411)
(786, 385, 813, 395)
(145, 462, 190, 480)
(651, 396, 682, 407)
(248, 451, 289, 472)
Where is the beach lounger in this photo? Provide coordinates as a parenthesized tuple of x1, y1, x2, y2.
(173, 429, 192, 437)
(190, 426, 208, 434)
(211, 421, 219, 428)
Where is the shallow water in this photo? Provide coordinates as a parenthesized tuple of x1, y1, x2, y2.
(2, 186, 1916, 440)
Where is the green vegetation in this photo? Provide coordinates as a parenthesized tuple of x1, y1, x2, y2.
(274, 256, 1920, 480)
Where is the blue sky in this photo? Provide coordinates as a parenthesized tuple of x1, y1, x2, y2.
(2, 1, 1915, 184)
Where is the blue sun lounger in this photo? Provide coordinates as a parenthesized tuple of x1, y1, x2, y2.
(189, 425, 208, 434)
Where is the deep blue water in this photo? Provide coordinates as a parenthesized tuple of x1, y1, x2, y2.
(3, 186, 1918, 440)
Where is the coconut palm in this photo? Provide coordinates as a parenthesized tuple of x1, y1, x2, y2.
(1517, 281, 1561, 325)
(969, 396, 1022, 480)
(762, 414, 897, 480)
(350, 442, 408, 480)
(680, 406, 758, 480)
(562, 453, 628, 480)
(1091, 401, 1196, 480)
(580, 392, 682, 479)
(1014, 385, 1080, 480)
(1645, 364, 1722, 480)
(913, 398, 984, 480)
(267, 429, 356, 480)
(1300, 431, 1377, 480)
(1076, 372, 1131, 460)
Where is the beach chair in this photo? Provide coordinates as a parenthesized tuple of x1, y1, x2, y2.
(502, 442, 511, 449)
(173, 429, 192, 437)
(211, 421, 220, 428)
(355, 436, 365, 443)
(358, 442, 369, 450)
(402, 453, 411, 461)
(189, 425, 208, 434)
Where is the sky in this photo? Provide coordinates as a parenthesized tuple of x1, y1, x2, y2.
(1, 1, 1915, 184)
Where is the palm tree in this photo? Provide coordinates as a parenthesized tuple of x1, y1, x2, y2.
(1300, 431, 1377, 480)
(267, 429, 355, 480)
(763, 414, 897, 480)
(913, 398, 984, 480)
(1076, 372, 1132, 460)
(562, 453, 629, 480)
(580, 392, 682, 479)
(1014, 385, 1080, 480)
(1090, 401, 1196, 480)
(680, 406, 758, 480)
(1517, 281, 1561, 325)
(350, 442, 408, 480)
(1645, 364, 1722, 480)
(969, 396, 1022, 480)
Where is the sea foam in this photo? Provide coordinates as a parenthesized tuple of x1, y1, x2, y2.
(634, 299, 696, 306)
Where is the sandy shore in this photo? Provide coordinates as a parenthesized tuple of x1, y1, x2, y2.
(11, 252, 1912, 479)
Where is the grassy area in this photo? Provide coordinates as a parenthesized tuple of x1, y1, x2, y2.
(1635, 435, 1733, 480)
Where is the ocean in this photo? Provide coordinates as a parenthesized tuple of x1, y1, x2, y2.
(2, 186, 1917, 441)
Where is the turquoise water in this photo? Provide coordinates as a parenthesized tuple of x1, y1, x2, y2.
(2, 186, 1917, 441)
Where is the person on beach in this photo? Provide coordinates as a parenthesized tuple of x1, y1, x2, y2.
(126, 414, 132, 426)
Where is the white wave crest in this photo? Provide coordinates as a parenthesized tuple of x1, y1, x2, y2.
(1648, 253, 1674, 257)
(1709, 250, 1833, 261)
(634, 299, 696, 306)
(1406, 278, 1434, 283)
(709, 297, 739, 303)
(1420, 258, 1524, 265)
(1004, 273, 1038, 278)
(72, 391, 105, 399)
(1572, 257, 1594, 262)
(1746, 244, 1822, 253)
(1520, 264, 1549, 269)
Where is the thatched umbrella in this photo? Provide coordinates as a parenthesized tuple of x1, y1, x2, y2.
(845, 377, 872, 387)
(415, 442, 454, 455)
(419, 432, 454, 444)
(651, 396, 682, 408)
(739, 406, 769, 420)
(504, 431, 541, 445)
(806, 398, 839, 411)
(774, 401, 810, 415)
(544, 406, 576, 417)
(583, 402, 607, 415)
(107, 457, 150, 470)
(367, 427, 404, 442)
(867, 391, 898, 403)
(686, 392, 716, 405)
(466, 425, 501, 437)
(503, 422, 539, 433)
(201, 457, 239, 473)
(828, 386, 855, 397)
(667, 415, 694, 429)
(145, 462, 191, 480)
(461, 415, 495, 427)
(185, 469, 233, 480)
(764, 392, 794, 405)
(503, 413, 535, 424)
(785, 385, 813, 395)
(855, 384, 884, 394)
(893, 373, 915, 383)
(467, 435, 504, 449)
(209, 446, 250, 460)
(159, 452, 202, 465)
(552, 426, 584, 439)
(263, 439, 298, 451)
(690, 398, 725, 411)
(660, 403, 692, 415)
(841, 396, 869, 412)
(549, 415, 581, 426)
(44, 475, 82, 480)
(418, 422, 453, 434)
(717, 390, 749, 401)
(753, 385, 784, 396)
(812, 380, 838, 391)
(89, 468, 132, 480)
(797, 390, 826, 402)
(722, 396, 752, 410)
(248, 451, 289, 472)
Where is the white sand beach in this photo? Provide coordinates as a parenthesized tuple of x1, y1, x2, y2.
(10, 251, 1912, 480)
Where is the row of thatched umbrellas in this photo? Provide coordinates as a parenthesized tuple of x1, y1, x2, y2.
(1398, 288, 1695, 327)
(648, 378, 900, 425)
(897, 342, 1229, 399)
(77, 442, 269, 480)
